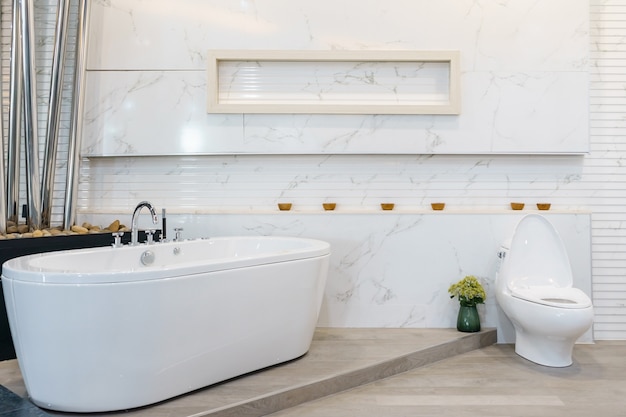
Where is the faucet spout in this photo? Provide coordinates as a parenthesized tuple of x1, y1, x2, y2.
(131, 201, 158, 246)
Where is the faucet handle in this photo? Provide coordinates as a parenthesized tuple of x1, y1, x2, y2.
(112, 232, 124, 248)
(145, 229, 156, 244)
(174, 227, 183, 242)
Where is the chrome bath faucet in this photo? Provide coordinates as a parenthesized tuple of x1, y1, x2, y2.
(131, 201, 159, 246)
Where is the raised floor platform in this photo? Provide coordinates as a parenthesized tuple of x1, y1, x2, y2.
(0, 328, 496, 417)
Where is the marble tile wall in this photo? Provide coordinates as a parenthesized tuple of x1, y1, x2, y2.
(78, 154, 588, 212)
(82, 211, 593, 343)
(73, 0, 601, 339)
(82, 0, 589, 155)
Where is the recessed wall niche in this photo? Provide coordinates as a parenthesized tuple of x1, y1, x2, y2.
(207, 50, 461, 115)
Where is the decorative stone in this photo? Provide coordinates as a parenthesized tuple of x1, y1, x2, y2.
(71, 225, 89, 234)
(108, 220, 120, 232)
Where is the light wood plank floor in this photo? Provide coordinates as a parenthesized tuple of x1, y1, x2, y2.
(269, 341, 626, 417)
(1, 331, 624, 417)
(0, 329, 494, 417)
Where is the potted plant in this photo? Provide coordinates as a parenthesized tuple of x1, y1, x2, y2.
(448, 275, 486, 332)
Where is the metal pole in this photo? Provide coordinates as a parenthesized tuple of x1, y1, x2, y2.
(19, 0, 41, 230)
(64, 0, 90, 229)
(7, 0, 22, 226)
(41, 0, 70, 229)
(0, 111, 5, 234)
(0, 19, 5, 234)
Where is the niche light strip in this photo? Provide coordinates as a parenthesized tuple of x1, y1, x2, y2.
(207, 50, 460, 115)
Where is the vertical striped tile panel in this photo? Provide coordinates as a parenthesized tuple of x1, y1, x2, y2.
(590, 0, 626, 339)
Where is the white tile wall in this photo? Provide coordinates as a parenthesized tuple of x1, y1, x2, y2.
(78, 154, 589, 213)
(76, 0, 606, 339)
(81, 0, 589, 155)
(4, 0, 626, 339)
(80, 211, 593, 344)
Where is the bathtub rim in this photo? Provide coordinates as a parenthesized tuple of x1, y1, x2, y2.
(1, 236, 330, 285)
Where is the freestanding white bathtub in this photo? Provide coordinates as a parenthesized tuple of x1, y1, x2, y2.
(1, 236, 330, 412)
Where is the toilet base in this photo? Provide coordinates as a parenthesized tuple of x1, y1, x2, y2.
(514, 331, 575, 367)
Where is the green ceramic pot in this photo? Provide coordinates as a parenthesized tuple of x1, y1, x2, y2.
(457, 303, 481, 332)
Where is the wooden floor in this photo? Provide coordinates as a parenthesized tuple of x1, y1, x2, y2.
(269, 341, 626, 417)
(0, 328, 494, 417)
(0, 329, 624, 417)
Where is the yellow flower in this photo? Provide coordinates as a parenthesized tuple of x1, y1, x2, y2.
(448, 275, 486, 306)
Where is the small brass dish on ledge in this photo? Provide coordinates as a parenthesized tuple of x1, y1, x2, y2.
(536, 203, 551, 211)
(431, 202, 445, 211)
(323, 203, 337, 211)
(277, 203, 292, 211)
(510, 202, 525, 210)
(380, 203, 395, 211)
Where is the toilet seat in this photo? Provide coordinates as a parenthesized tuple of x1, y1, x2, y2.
(510, 285, 592, 309)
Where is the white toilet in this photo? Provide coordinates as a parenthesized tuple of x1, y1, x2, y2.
(496, 214, 593, 367)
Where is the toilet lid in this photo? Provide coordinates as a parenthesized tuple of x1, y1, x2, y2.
(510, 285, 592, 309)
